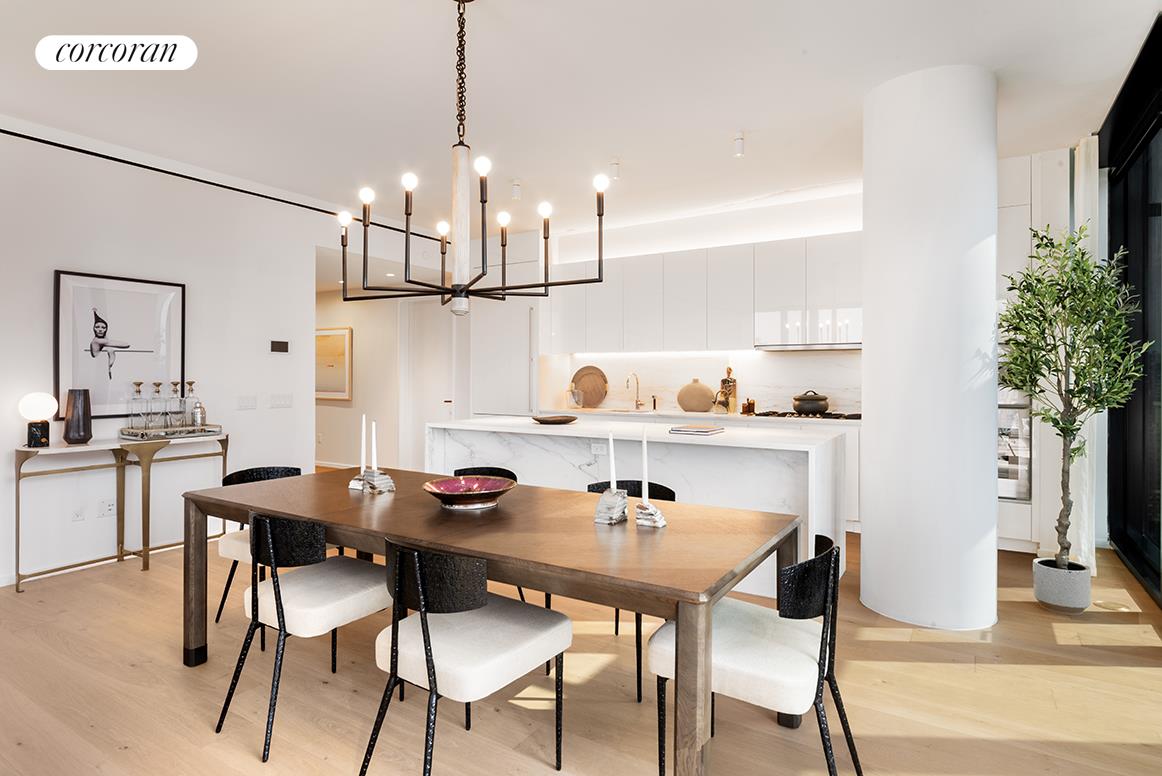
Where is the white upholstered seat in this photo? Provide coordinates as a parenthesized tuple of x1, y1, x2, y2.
(648, 597, 823, 716)
(244, 555, 391, 639)
(376, 592, 573, 703)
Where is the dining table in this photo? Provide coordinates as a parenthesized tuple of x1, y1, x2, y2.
(182, 466, 801, 776)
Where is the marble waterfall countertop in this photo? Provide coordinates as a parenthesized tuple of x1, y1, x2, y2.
(426, 416, 847, 596)
(426, 415, 847, 452)
(541, 406, 861, 427)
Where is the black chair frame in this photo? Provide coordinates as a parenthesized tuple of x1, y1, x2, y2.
(656, 535, 863, 776)
(360, 544, 565, 776)
(587, 479, 677, 704)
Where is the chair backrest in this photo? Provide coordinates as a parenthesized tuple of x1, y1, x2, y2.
(223, 466, 301, 487)
(249, 513, 327, 569)
(587, 480, 677, 502)
(454, 465, 518, 482)
(388, 544, 487, 614)
(776, 534, 838, 620)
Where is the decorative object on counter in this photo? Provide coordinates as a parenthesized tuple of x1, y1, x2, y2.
(636, 428, 666, 527)
(718, 367, 738, 414)
(677, 378, 715, 412)
(119, 423, 223, 441)
(316, 327, 353, 400)
(741, 398, 755, 415)
(62, 389, 93, 445)
(566, 382, 584, 408)
(128, 381, 148, 429)
(184, 381, 198, 425)
(167, 381, 185, 429)
(571, 365, 608, 408)
(190, 398, 208, 428)
(423, 475, 516, 510)
(668, 424, 724, 436)
(335, 0, 610, 317)
(148, 382, 167, 429)
(54, 271, 184, 420)
(595, 431, 628, 524)
(792, 390, 829, 414)
(998, 224, 1151, 612)
(532, 415, 578, 425)
(18, 392, 57, 448)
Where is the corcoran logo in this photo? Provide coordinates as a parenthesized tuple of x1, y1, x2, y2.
(36, 35, 197, 70)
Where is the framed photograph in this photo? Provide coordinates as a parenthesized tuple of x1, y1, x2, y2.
(316, 327, 353, 401)
(54, 271, 185, 420)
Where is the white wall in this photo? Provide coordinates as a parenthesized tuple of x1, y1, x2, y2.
(314, 289, 401, 469)
(0, 116, 334, 586)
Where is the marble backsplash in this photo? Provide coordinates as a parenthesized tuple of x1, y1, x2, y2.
(540, 349, 861, 414)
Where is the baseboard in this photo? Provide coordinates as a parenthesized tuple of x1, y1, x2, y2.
(315, 460, 356, 470)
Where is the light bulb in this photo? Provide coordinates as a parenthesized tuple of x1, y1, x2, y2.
(593, 174, 610, 193)
(18, 392, 58, 421)
(497, 211, 511, 227)
(733, 132, 745, 158)
(473, 156, 492, 176)
(537, 201, 553, 219)
(400, 172, 418, 192)
(337, 211, 353, 227)
(358, 187, 376, 204)
(436, 220, 450, 236)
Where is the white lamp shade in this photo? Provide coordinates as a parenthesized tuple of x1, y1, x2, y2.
(19, 392, 58, 421)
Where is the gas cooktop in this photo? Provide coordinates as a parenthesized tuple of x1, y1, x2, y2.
(754, 411, 862, 420)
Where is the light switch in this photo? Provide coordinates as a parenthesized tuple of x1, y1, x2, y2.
(237, 395, 258, 410)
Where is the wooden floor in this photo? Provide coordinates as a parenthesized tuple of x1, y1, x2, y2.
(1, 536, 1159, 775)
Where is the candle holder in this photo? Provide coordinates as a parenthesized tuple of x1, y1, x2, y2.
(635, 500, 666, 528)
(594, 488, 628, 525)
(362, 468, 396, 494)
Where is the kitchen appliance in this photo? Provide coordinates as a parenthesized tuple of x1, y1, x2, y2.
(755, 410, 860, 420)
(792, 390, 829, 414)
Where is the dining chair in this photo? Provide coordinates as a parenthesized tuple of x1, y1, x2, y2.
(452, 467, 534, 605)
(649, 535, 863, 776)
(586, 479, 677, 703)
(360, 544, 573, 776)
(215, 513, 393, 762)
(216, 467, 302, 652)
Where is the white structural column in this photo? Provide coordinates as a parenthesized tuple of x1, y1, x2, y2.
(860, 65, 999, 629)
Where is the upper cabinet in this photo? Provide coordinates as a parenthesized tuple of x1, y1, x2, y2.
(804, 231, 862, 345)
(622, 253, 665, 351)
(707, 244, 755, 349)
(586, 259, 623, 352)
(662, 249, 709, 350)
(548, 260, 593, 354)
(754, 238, 807, 346)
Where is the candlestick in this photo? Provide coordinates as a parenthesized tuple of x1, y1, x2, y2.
(371, 420, 379, 472)
(608, 431, 617, 489)
(641, 426, 650, 505)
(360, 414, 367, 472)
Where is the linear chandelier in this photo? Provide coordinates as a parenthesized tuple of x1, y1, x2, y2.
(338, 0, 608, 315)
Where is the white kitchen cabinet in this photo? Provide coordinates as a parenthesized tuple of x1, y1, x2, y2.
(622, 253, 664, 351)
(471, 259, 542, 415)
(754, 238, 807, 346)
(585, 259, 623, 352)
(548, 260, 593, 354)
(663, 249, 708, 350)
(707, 244, 755, 349)
(805, 231, 862, 344)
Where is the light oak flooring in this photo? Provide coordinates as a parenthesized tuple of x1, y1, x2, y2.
(1, 536, 1159, 775)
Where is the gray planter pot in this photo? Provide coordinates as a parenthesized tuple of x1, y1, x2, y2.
(1032, 557, 1090, 614)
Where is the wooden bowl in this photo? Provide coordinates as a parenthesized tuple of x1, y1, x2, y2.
(422, 476, 516, 510)
(533, 415, 577, 425)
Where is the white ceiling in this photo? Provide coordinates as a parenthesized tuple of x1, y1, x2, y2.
(2, 1, 1159, 236)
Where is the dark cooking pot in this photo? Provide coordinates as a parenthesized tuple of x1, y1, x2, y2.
(793, 390, 829, 414)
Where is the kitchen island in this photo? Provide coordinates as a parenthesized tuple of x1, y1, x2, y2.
(426, 416, 845, 597)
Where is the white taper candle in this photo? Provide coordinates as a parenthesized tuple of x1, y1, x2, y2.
(371, 420, 379, 472)
(641, 426, 650, 505)
(360, 414, 367, 472)
(608, 431, 617, 490)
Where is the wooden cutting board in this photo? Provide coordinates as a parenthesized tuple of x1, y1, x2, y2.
(571, 366, 608, 408)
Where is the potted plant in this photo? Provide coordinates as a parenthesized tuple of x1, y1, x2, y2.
(999, 224, 1151, 612)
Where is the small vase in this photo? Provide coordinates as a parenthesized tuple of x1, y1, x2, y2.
(63, 389, 93, 445)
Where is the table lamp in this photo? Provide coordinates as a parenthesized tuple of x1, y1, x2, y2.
(19, 392, 58, 448)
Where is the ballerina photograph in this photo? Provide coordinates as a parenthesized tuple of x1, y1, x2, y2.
(54, 271, 185, 419)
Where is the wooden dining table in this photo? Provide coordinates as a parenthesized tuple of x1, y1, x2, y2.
(182, 467, 801, 776)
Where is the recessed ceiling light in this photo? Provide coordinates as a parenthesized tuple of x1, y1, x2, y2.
(733, 131, 745, 158)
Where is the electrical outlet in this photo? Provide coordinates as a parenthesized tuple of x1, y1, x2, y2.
(237, 395, 258, 411)
(269, 393, 294, 409)
(72, 509, 84, 522)
(97, 498, 116, 519)
(590, 442, 608, 456)
(316, 432, 324, 445)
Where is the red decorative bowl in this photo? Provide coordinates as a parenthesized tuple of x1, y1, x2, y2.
(423, 476, 516, 510)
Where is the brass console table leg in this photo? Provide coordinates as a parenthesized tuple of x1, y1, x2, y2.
(125, 440, 171, 572)
(14, 449, 39, 593)
(112, 449, 129, 562)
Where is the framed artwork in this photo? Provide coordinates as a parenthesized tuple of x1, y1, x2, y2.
(54, 271, 185, 420)
(316, 327, 353, 400)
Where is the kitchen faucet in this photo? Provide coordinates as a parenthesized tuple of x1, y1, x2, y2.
(627, 372, 644, 410)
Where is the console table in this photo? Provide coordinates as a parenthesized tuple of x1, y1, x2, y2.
(13, 434, 228, 592)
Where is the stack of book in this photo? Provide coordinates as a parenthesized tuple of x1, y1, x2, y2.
(668, 424, 725, 436)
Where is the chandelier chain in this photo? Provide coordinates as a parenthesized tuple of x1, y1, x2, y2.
(456, 1, 467, 142)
